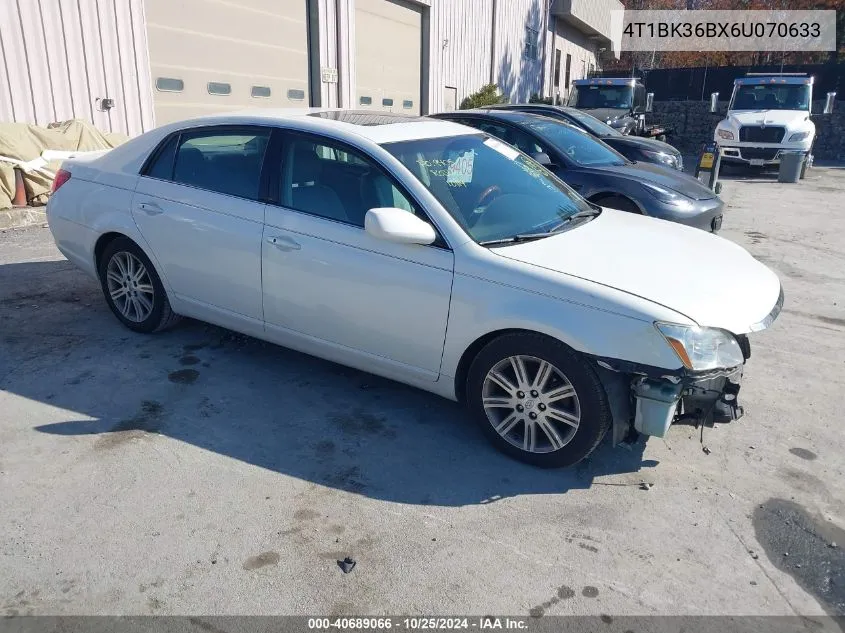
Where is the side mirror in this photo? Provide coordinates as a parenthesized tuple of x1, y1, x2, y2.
(710, 92, 720, 113)
(531, 152, 552, 166)
(646, 93, 654, 113)
(364, 207, 436, 245)
(824, 91, 836, 114)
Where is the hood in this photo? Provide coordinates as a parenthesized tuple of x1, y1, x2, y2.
(493, 209, 782, 335)
(588, 160, 715, 200)
(604, 135, 680, 155)
(579, 108, 630, 124)
(726, 109, 810, 128)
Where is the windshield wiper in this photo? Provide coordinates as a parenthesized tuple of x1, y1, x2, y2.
(479, 209, 602, 246)
(478, 233, 552, 246)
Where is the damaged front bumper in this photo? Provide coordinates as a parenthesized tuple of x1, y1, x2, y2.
(593, 333, 751, 443)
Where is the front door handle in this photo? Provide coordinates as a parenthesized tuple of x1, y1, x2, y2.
(138, 201, 163, 215)
(266, 235, 301, 251)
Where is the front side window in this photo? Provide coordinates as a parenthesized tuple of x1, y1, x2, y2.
(521, 119, 627, 167)
(170, 129, 270, 199)
(281, 137, 418, 227)
(730, 84, 810, 111)
(382, 134, 592, 244)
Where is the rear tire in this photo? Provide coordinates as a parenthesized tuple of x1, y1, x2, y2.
(97, 237, 180, 333)
(466, 333, 612, 468)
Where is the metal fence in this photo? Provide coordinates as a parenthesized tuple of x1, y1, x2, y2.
(593, 63, 845, 102)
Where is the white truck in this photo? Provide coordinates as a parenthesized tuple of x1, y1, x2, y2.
(710, 74, 836, 173)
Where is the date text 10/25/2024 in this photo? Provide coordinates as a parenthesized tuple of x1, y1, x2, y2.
(308, 617, 529, 630)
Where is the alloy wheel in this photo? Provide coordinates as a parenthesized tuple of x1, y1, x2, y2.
(105, 251, 155, 323)
(482, 355, 581, 453)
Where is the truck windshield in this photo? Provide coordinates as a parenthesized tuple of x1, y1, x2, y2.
(568, 85, 633, 109)
(730, 84, 811, 111)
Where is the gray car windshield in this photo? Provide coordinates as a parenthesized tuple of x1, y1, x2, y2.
(564, 109, 622, 137)
(382, 134, 592, 244)
(521, 119, 628, 167)
(730, 84, 811, 111)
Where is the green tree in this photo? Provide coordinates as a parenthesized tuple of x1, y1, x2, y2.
(460, 84, 508, 109)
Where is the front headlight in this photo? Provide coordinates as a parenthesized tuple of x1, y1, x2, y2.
(642, 149, 682, 170)
(788, 131, 811, 142)
(716, 129, 734, 140)
(641, 182, 695, 210)
(655, 323, 745, 371)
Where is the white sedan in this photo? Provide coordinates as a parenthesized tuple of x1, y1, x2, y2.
(46, 109, 783, 467)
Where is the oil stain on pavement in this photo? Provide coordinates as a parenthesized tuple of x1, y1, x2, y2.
(168, 369, 199, 384)
(753, 498, 845, 615)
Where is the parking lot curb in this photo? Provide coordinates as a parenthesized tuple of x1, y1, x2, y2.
(0, 207, 47, 230)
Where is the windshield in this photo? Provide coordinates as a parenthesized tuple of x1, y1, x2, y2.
(563, 109, 622, 137)
(521, 119, 628, 167)
(381, 134, 592, 244)
(569, 85, 632, 109)
(730, 84, 811, 111)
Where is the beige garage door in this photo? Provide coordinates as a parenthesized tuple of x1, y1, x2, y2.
(355, 0, 422, 115)
(145, 0, 310, 125)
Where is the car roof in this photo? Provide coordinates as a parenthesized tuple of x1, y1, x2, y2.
(490, 103, 581, 117)
(158, 108, 476, 144)
(572, 78, 639, 87)
(443, 108, 582, 129)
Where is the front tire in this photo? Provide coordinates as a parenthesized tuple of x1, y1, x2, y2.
(97, 237, 180, 333)
(466, 333, 612, 468)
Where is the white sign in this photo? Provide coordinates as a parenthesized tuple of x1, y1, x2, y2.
(321, 67, 338, 84)
(447, 151, 475, 185)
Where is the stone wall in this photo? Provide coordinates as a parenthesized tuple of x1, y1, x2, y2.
(651, 101, 845, 161)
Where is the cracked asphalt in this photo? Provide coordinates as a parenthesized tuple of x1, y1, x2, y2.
(1, 165, 844, 618)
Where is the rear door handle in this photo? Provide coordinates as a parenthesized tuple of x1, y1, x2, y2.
(138, 201, 163, 216)
(266, 235, 301, 251)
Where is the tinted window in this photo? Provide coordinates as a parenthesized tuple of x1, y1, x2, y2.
(403, 100, 413, 109)
(360, 96, 372, 105)
(251, 86, 271, 98)
(207, 82, 231, 95)
(382, 134, 591, 244)
(461, 119, 547, 156)
(287, 89, 306, 101)
(145, 135, 179, 180)
(522, 119, 627, 167)
(563, 109, 621, 137)
(172, 129, 270, 199)
(156, 77, 183, 92)
(571, 85, 632, 109)
(382, 98, 394, 107)
(281, 137, 418, 227)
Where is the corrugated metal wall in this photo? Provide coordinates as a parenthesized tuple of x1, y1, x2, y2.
(0, 0, 154, 135)
(491, 0, 546, 102)
(428, 0, 494, 112)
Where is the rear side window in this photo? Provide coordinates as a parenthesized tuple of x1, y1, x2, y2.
(166, 129, 271, 200)
(145, 135, 179, 180)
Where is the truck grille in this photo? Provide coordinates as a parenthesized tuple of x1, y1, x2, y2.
(740, 148, 780, 161)
(739, 126, 785, 143)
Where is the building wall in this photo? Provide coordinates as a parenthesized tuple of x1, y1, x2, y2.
(543, 17, 599, 102)
(427, 0, 494, 112)
(0, 0, 154, 135)
(491, 0, 547, 103)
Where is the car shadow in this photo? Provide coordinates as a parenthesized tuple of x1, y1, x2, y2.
(2, 259, 657, 507)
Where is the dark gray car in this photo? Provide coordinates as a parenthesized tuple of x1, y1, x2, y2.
(490, 104, 684, 171)
(431, 109, 723, 232)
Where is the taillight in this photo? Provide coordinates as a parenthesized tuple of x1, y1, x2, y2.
(52, 169, 71, 193)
